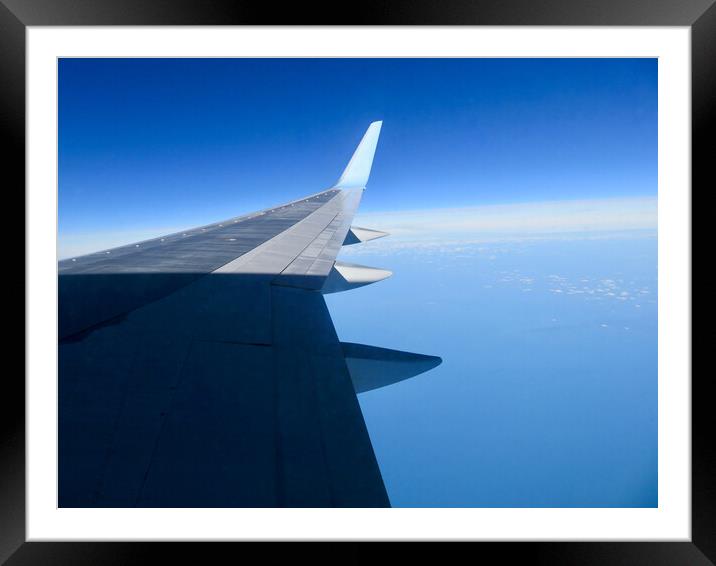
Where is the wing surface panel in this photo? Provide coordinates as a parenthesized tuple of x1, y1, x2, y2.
(274, 188, 363, 290)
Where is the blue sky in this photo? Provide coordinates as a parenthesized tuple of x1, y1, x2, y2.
(59, 57, 656, 249)
(58, 58, 658, 506)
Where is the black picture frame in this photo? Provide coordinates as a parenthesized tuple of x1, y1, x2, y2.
(4, 1, 709, 563)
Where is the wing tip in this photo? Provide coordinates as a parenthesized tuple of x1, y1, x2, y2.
(334, 121, 383, 190)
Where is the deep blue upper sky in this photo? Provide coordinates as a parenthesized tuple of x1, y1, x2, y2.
(59, 58, 657, 238)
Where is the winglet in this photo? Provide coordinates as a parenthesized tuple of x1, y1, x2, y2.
(334, 121, 383, 189)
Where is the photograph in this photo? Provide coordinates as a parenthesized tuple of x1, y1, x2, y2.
(57, 57, 658, 509)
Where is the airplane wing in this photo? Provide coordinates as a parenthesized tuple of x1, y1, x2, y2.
(58, 121, 441, 508)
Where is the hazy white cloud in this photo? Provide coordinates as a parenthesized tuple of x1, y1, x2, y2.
(354, 196, 657, 239)
(338, 196, 656, 257)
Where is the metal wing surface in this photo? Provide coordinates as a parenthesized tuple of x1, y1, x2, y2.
(58, 122, 441, 508)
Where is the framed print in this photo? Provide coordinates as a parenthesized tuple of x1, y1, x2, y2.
(5, 1, 711, 563)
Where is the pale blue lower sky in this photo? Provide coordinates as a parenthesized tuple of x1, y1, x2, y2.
(329, 225, 657, 507)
